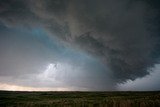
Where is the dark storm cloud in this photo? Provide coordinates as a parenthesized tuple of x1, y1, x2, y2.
(0, 0, 159, 85)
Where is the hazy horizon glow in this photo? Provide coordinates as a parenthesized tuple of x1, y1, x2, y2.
(0, 83, 89, 91)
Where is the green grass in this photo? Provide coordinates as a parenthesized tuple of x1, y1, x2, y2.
(0, 91, 160, 107)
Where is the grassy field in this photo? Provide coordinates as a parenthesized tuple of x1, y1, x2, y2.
(0, 91, 160, 107)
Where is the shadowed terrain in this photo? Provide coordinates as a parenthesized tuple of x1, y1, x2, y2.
(0, 91, 160, 107)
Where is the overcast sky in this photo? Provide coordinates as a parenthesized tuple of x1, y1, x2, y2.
(0, 0, 160, 91)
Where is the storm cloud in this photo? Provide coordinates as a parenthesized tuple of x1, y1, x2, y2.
(0, 0, 160, 90)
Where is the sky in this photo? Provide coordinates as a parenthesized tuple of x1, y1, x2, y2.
(0, 0, 160, 91)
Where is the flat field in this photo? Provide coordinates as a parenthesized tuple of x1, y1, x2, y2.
(0, 91, 160, 107)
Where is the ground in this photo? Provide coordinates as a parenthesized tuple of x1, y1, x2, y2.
(0, 91, 160, 107)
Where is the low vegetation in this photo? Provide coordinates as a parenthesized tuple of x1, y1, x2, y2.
(0, 91, 160, 107)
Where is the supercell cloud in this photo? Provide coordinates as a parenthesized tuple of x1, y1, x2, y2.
(0, 0, 160, 90)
